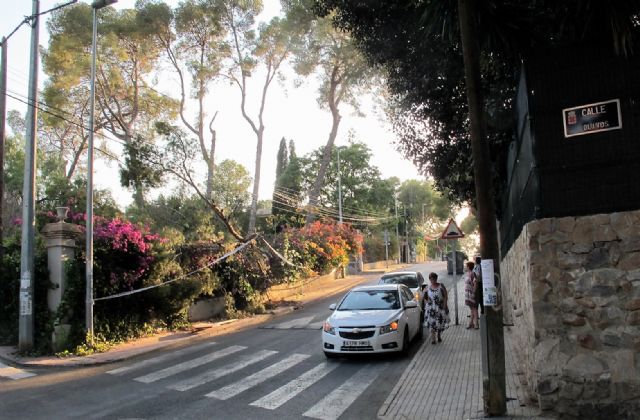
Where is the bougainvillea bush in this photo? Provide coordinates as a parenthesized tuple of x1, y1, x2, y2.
(284, 221, 363, 275)
(92, 217, 163, 297)
(55, 216, 204, 346)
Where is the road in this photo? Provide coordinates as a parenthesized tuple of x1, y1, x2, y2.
(0, 262, 453, 420)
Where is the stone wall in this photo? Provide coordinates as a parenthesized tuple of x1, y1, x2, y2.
(262, 269, 339, 302)
(501, 210, 640, 419)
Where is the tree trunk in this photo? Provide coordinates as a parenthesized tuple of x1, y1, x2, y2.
(0, 38, 5, 262)
(306, 112, 340, 224)
(206, 129, 216, 200)
(457, 0, 506, 415)
(306, 67, 341, 225)
(133, 178, 145, 209)
(247, 128, 263, 234)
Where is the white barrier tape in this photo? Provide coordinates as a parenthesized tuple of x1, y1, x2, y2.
(260, 237, 306, 269)
(94, 239, 253, 302)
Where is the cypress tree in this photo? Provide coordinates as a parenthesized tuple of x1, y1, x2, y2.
(275, 137, 289, 185)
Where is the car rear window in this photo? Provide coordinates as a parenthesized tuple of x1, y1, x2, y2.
(379, 274, 419, 289)
(338, 290, 400, 310)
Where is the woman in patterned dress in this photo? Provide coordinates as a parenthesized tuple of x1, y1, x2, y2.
(424, 272, 449, 344)
(464, 261, 479, 329)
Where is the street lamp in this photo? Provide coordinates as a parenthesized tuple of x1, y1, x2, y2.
(336, 147, 342, 224)
(86, 0, 117, 340)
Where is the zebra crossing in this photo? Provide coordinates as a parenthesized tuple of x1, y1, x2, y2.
(106, 340, 391, 419)
(0, 361, 36, 380)
(260, 314, 325, 330)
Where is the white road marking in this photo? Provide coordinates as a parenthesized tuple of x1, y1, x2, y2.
(249, 362, 339, 410)
(168, 349, 278, 391)
(134, 345, 245, 383)
(303, 363, 388, 420)
(0, 362, 36, 380)
(307, 322, 324, 330)
(107, 341, 217, 375)
(206, 353, 310, 400)
(274, 316, 316, 329)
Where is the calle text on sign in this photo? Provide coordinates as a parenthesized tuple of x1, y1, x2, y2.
(562, 99, 622, 138)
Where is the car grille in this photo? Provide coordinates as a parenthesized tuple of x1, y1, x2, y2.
(339, 330, 375, 339)
(340, 345, 374, 352)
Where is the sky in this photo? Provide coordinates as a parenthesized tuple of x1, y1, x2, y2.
(1, 0, 422, 209)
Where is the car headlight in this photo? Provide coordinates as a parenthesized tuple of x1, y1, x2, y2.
(380, 320, 399, 335)
(323, 322, 335, 335)
(414, 292, 420, 301)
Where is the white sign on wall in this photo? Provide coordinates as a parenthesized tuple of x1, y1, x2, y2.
(481, 259, 497, 307)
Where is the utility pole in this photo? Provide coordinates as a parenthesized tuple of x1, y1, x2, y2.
(404, 205, 408, 263)
(451, 238, 459, 325)
(336, 147, 342, 224)
(394, 195, 400, 263)
(0, 37, 7, 262)
(457, 0, 506, 415)
(384, 230, 389, 267)
(19, 0, 39, 352)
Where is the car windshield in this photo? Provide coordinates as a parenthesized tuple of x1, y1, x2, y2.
(338, 290, 400, 311)
(379, 274, 419, 289)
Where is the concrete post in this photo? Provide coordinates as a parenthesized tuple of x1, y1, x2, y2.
(41, 207, 81, 350)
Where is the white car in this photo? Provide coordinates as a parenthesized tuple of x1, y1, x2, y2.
(322, 284, 423, 358)
(377, 271, 426, 310)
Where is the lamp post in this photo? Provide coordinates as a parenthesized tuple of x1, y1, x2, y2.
(86, 0, 117, 340)
(336, 147, 342, 224)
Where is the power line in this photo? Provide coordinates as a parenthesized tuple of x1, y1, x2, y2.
(94, 238, 254, 302)
(5, 91, 123, 162)
(274, 185, 393, 219)
(273, 189, 393, 223)
(273, 195, 382, 224)
(2, 0, 78, 42)
(271, 197, 386, 225)
(6, 89, 128, 149)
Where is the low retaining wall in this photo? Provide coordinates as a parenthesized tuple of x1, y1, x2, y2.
(264, 269, 340, 302)
(187, 269, 341, 321)
(501, 209, 640, 418)
(362, 260, 394, 271)
(188, 297, 225, 322)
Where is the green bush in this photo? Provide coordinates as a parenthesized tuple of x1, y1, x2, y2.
(0, 234, 55, 355)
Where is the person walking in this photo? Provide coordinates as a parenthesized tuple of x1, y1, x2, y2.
(464, 261, 479, 329)
(424, 272, 449, 344)
(473, 256, 484, 314)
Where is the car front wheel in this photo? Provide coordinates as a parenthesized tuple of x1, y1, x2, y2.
(400, 327, 411, 357)
(416, 314, 424, 341)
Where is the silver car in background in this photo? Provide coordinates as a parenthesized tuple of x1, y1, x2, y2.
(377, 271, 426, 310)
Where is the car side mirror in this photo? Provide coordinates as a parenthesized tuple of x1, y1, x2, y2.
(405, 300, 418, 309)
(329, 303, 337, 311)
(421, 284, 427, 291)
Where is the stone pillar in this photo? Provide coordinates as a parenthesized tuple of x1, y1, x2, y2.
(41, 207, 81, 350)
(41, 207, 82, 312)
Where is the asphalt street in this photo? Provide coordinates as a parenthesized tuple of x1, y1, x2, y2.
(0, 262, 449, 420)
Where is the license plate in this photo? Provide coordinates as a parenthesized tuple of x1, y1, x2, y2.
(343, 340, 370, 347)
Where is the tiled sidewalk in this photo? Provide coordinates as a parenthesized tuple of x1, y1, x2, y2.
(378, 269, 547, 420)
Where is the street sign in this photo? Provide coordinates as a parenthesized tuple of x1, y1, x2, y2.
(562, 99, 622, 138)
(440, 218, 465, 239)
